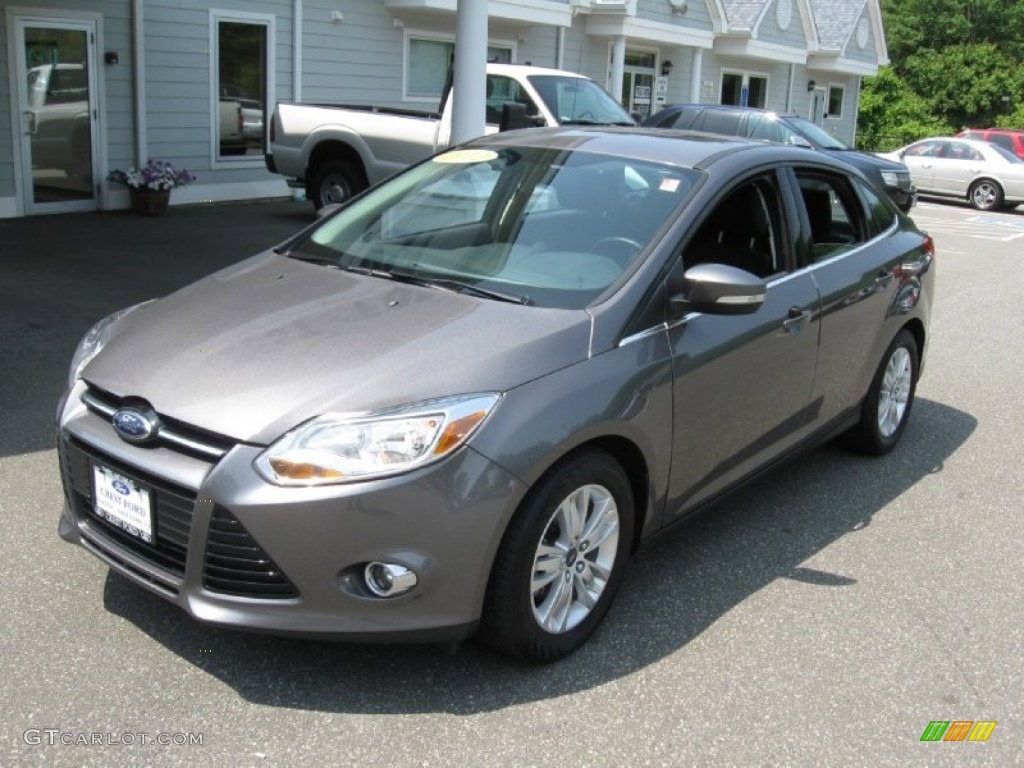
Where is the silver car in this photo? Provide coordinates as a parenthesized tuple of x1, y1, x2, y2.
(58, 128, 935, 661)
(879, 136, 1024, 211)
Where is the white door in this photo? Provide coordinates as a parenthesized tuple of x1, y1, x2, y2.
(13, 18, 99, 214)
(809, 87, 827, 127)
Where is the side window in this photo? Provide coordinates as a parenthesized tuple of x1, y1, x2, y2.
(747, 114, 786, 143)
(946, 141, 976, 160)
(682, 176, 784, 278)
(905, 141, 943, 158)
(796, 172, 869, 263)
(853, 177, 896, 236)
(485, 75, 540, 125)
(692, 110, 742, 136)
(988, 134, 1013, 152)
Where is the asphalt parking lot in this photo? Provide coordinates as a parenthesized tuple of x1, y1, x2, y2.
(1, 198, 1021, 766)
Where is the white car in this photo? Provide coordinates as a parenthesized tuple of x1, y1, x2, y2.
(879, 137, 1024, 211)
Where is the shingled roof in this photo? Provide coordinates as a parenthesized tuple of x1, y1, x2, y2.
(718, 1, 770, 31)
(808, 0, 866, 50)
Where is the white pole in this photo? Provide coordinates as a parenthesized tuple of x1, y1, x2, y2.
(610, 35, 626, 105)
(452, 0, 488, 145)
(690, 47, 702, 104)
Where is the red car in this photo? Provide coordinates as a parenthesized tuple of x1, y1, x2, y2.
(957, 128, 1024, 160)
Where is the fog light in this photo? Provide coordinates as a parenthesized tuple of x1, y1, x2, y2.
(364, 562, 418, 598)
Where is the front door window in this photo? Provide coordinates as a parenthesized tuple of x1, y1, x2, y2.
(614, 50, 656, 121)
(16, 20, 97, 212)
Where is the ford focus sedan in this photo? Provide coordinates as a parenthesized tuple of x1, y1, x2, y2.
(57, 127, 935, 661)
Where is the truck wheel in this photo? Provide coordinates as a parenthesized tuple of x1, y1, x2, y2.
(309, 160, 365, 210)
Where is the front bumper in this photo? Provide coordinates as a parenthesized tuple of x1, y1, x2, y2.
(57, 384, 526, 641)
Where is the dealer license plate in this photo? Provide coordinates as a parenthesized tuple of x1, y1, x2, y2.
(91, 464, 154, 543)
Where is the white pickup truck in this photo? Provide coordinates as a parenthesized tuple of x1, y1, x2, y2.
(265, 63, 634, 208)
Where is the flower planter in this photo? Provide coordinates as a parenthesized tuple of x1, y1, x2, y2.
(130, 188, 171, 216)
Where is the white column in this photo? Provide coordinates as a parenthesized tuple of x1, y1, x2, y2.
(452, 0, 488, 144)
(293, 0, 303, 101)
(132, 0, 147, 164)
(689, 47, 702, 104)
(610, 35, 626, 104)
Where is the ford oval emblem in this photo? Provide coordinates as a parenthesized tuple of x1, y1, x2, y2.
(111, 479, 131, 495)
(112, 408, 155, 443)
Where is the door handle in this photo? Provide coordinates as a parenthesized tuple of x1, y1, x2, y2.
(874, 270, 895, 290)
(22, 111, 37, 136)
(781, 306, 810, 333)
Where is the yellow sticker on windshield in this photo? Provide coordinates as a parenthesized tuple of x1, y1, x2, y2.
(433, 149, 499, 164)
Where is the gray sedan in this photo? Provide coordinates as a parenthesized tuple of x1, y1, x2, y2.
(57, 128, 935, 661)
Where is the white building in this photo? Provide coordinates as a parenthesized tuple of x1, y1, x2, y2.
(1, 0, 888, 218)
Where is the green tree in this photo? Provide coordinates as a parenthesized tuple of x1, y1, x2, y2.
(858, 67, 952, 150)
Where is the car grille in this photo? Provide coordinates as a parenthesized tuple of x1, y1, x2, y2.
(203, 506, 298, 599)
(61, 437, 194, 584)
(80, 385, 236, 461)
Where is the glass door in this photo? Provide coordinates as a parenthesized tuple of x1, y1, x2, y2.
(613, 50, 656, 122)
(14, 18, 98, 214)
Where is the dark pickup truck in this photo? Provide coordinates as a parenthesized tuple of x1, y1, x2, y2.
(643, 104, 916, 212)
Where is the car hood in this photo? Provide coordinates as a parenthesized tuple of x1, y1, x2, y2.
(82, 251, 592, 444)
(824, 147, 908, 172)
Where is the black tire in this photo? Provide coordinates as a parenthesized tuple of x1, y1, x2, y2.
(969, 179, 1003, 211)
(481, 449, 634, 662)
(844, 328, 919, 455)
(308, 159, 365, 210)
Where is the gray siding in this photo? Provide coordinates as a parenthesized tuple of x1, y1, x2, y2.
(636, 0, 713, 29)
(302, 0, 405, 108)
(843, 8, 879, 65)
(142, 0, 291, 182)
(758, 0, 808, 49)
(515, 26, 559, 68)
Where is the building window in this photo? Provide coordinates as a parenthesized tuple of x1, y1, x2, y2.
(212, 12, 273, 162)
(827, 85, 845, 118)
(406, 35, 513, 101)
(721, 72, 767, 109)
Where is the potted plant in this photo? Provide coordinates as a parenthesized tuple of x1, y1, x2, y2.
(108, 159, 197, 215)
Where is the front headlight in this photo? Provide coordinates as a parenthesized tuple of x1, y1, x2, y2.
(67, 301, 152, 388)
(254, 393, 501, 486)
(880, 171, 899, 188)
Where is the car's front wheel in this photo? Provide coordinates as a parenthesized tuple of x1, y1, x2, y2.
(481, 450, 634, 661)
(969, 179, 1003, 211)
(845, 328, 919, 455)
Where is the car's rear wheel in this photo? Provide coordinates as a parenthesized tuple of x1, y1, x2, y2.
(309, 159, 365, 210)
(969, 179, 1003, 211)
(481, 450, 633, 661)
(845, 328, 919, 455)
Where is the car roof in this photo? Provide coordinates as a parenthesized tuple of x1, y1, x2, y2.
(467, 125, 862, 174)
(486, 63, 589, 79)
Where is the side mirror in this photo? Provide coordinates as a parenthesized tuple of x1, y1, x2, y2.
(670, 263, 766, 317)
(630, 111, 643, 124)
(316, 202, 343, 219)
(500, 102, 534, 132)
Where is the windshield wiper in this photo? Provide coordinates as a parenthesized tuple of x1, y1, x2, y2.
(286, 251, 341, 266)
(389, 269, 532, 305)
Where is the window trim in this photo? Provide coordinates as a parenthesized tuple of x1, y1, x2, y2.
(719, 69, 770, 109)
(209, 9, 275, 169)
(402, 29, 515, 103)
(826, 83, 845, 119)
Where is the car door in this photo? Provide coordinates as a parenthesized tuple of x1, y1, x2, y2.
(791, 168, 909, 424)
(899, 140, 944, 193)
(664, 173, 821, 517)
(930, 140, 984, 195)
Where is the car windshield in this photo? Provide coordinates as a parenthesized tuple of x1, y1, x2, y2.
(289, 145, 701, 309)
(528, 76, 635, 125)
(785, 116, 848, 149)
